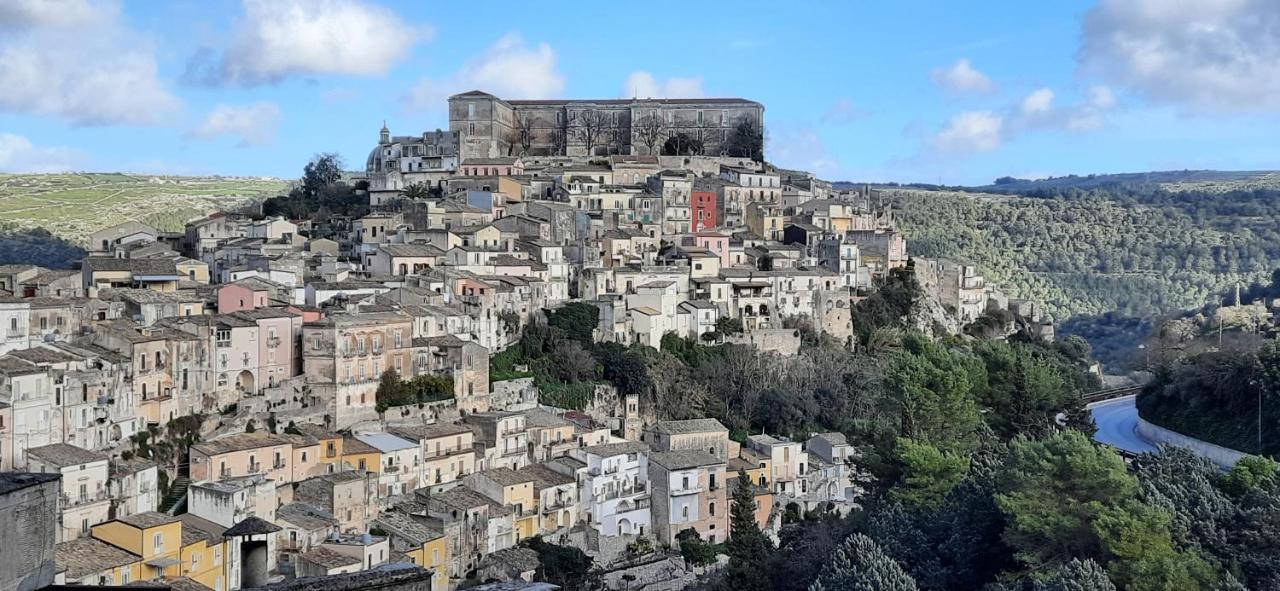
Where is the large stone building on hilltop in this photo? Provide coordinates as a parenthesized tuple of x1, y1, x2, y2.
(447, 90, 764, 160)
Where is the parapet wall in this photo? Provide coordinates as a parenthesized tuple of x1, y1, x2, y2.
(1136, 417, 1247, 469)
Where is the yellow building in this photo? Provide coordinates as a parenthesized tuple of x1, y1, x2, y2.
(91, 512, 185, 581)
(374, 511, 450, 591)
(466, 468, 538, 541)
(341, 436, 382, 474)
(56, 511, 234, 591)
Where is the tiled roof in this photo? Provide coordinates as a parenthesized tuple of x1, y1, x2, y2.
(26, 443, 108, 467)
(56, 536, 140, 579)
(648, 418, 728, 435)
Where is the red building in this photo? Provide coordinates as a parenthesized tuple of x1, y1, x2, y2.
(691, 189, 718, 232)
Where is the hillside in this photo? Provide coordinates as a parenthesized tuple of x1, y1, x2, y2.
(0, 172, 289, 244)
(974, 169, 1280, 193)
(876, 173, 1280, 366)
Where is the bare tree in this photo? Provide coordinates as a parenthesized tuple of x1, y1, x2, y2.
(504, 111, 535, 156)
(634, 113, 667, 156)
(548, 128, 568, 155)
(569, 108, 609, 156)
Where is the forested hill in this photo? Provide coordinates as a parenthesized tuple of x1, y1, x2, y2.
(973, 169, 1280, 193)
(870, 171, 1280, 366)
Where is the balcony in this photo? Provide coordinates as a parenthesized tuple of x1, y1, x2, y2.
(384, 464, 401, 474)
(61, 491, 109, 508)
(670, 483, 704, 496)
(267, 337, 282, 348)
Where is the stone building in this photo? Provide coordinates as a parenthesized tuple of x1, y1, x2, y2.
(447, 90, 764, 159)
(0, 472, 59, 591)
(366, 127, 461, 206)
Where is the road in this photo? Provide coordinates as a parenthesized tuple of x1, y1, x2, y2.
(1088, 395, 1160, 455)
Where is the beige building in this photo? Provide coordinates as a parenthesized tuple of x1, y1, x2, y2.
(644, 418, 733, 461)
(26, 443, 111, 541)
(648, 450, 729, 545)
(448, 90, 764, 159)
(301, 311, 414, 428)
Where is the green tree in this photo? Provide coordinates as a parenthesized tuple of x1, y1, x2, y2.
(715, 316, 744, 336)
(886, 335, 983, 451)
(890, 438, 970, 510)
(996, 431, 1137, 570)
(1222, 455, 1279, 496)
(722, 472, 772, 591)
(1037, 558, 1116, 591)
(677, 528, 719, 566)
(808, 533, 918, 591)
(523, 536, 599, 591)
(399, 182, 431, 200)
(724, 120, 765, 162)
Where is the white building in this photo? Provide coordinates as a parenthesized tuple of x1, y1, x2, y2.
(26, 443, 111, 542)
(569, 441, 652, 537)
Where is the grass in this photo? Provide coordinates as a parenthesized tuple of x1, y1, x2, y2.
(0, 172, 289, 245)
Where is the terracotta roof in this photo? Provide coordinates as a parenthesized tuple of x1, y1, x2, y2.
(224, 515, 282, 537)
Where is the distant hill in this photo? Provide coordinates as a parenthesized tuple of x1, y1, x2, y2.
(857, 170, 1280, 367)
(0, 172, 289, 246)
(972, 169, 1280, 193)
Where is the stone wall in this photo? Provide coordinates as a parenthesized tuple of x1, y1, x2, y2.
(0, 475, 58, 591)
(1136, 418, 1247, 469)
(725, 328, 802, 355)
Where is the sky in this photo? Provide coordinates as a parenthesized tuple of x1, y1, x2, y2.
(2, 0, 1280, 185)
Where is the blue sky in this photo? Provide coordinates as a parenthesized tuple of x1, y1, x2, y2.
(1, 0, 1279, 185)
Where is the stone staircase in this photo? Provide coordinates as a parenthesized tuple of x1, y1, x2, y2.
(160, 476, 191, 515)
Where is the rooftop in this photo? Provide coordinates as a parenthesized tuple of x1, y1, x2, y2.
(0, 472, 60, 495)
(298, 546, 361, 569)
(56, 536, 140, 579)
(650, 450, 724, 471)
(118, 511, 180, 529)
(190, 432, 291, 455)
(648, 418, 729, 435)
(27, 443, 108, 468)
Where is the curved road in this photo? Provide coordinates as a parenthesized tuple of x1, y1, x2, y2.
(1088, 395, 1160, 455)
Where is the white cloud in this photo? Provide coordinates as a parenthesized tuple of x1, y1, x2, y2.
(1081, 0, 1280, 112)
(821, 98, 864, 124)
(0, 0, 180, 126)
(1020, 88, 1055, 116)
(931, 58, 994, 94)
(622, 72, 705, 99)
(0, 133, 82, 172)
(931, 84, 1120, 157)
(0, 0, 101, 28)
(768, 125, 844, 177)
(191, 0, 428, 85)
(933, 111, 1004, 153)
(187, 102, 282, 147)
(1089, 85, 1117, 109)
(404, 33, 565, 110)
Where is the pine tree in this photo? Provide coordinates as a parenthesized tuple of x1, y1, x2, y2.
(1035, 559, 1116, 591)
(808, 533, 918, 591)
(720, 472, 772, 591)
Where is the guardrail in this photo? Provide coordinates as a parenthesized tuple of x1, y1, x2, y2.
(1081, 385, 1144, 405)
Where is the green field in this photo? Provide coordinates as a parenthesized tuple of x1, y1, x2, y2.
(0, 172, 290, 245)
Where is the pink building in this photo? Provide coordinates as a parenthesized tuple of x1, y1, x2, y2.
(190, 432, 295, 484)
(459, 157, 524, 177)
(217, 277, 279, 314)
(692, 232, 731, 267)
(233, 308, 301, 389)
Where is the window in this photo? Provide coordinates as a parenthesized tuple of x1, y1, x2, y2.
(709, 502, 716, 516)
(153, 532, 164, 552)
(681, 506, 690, 521)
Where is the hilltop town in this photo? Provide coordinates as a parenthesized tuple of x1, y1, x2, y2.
(0, 91, 1053, 591)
